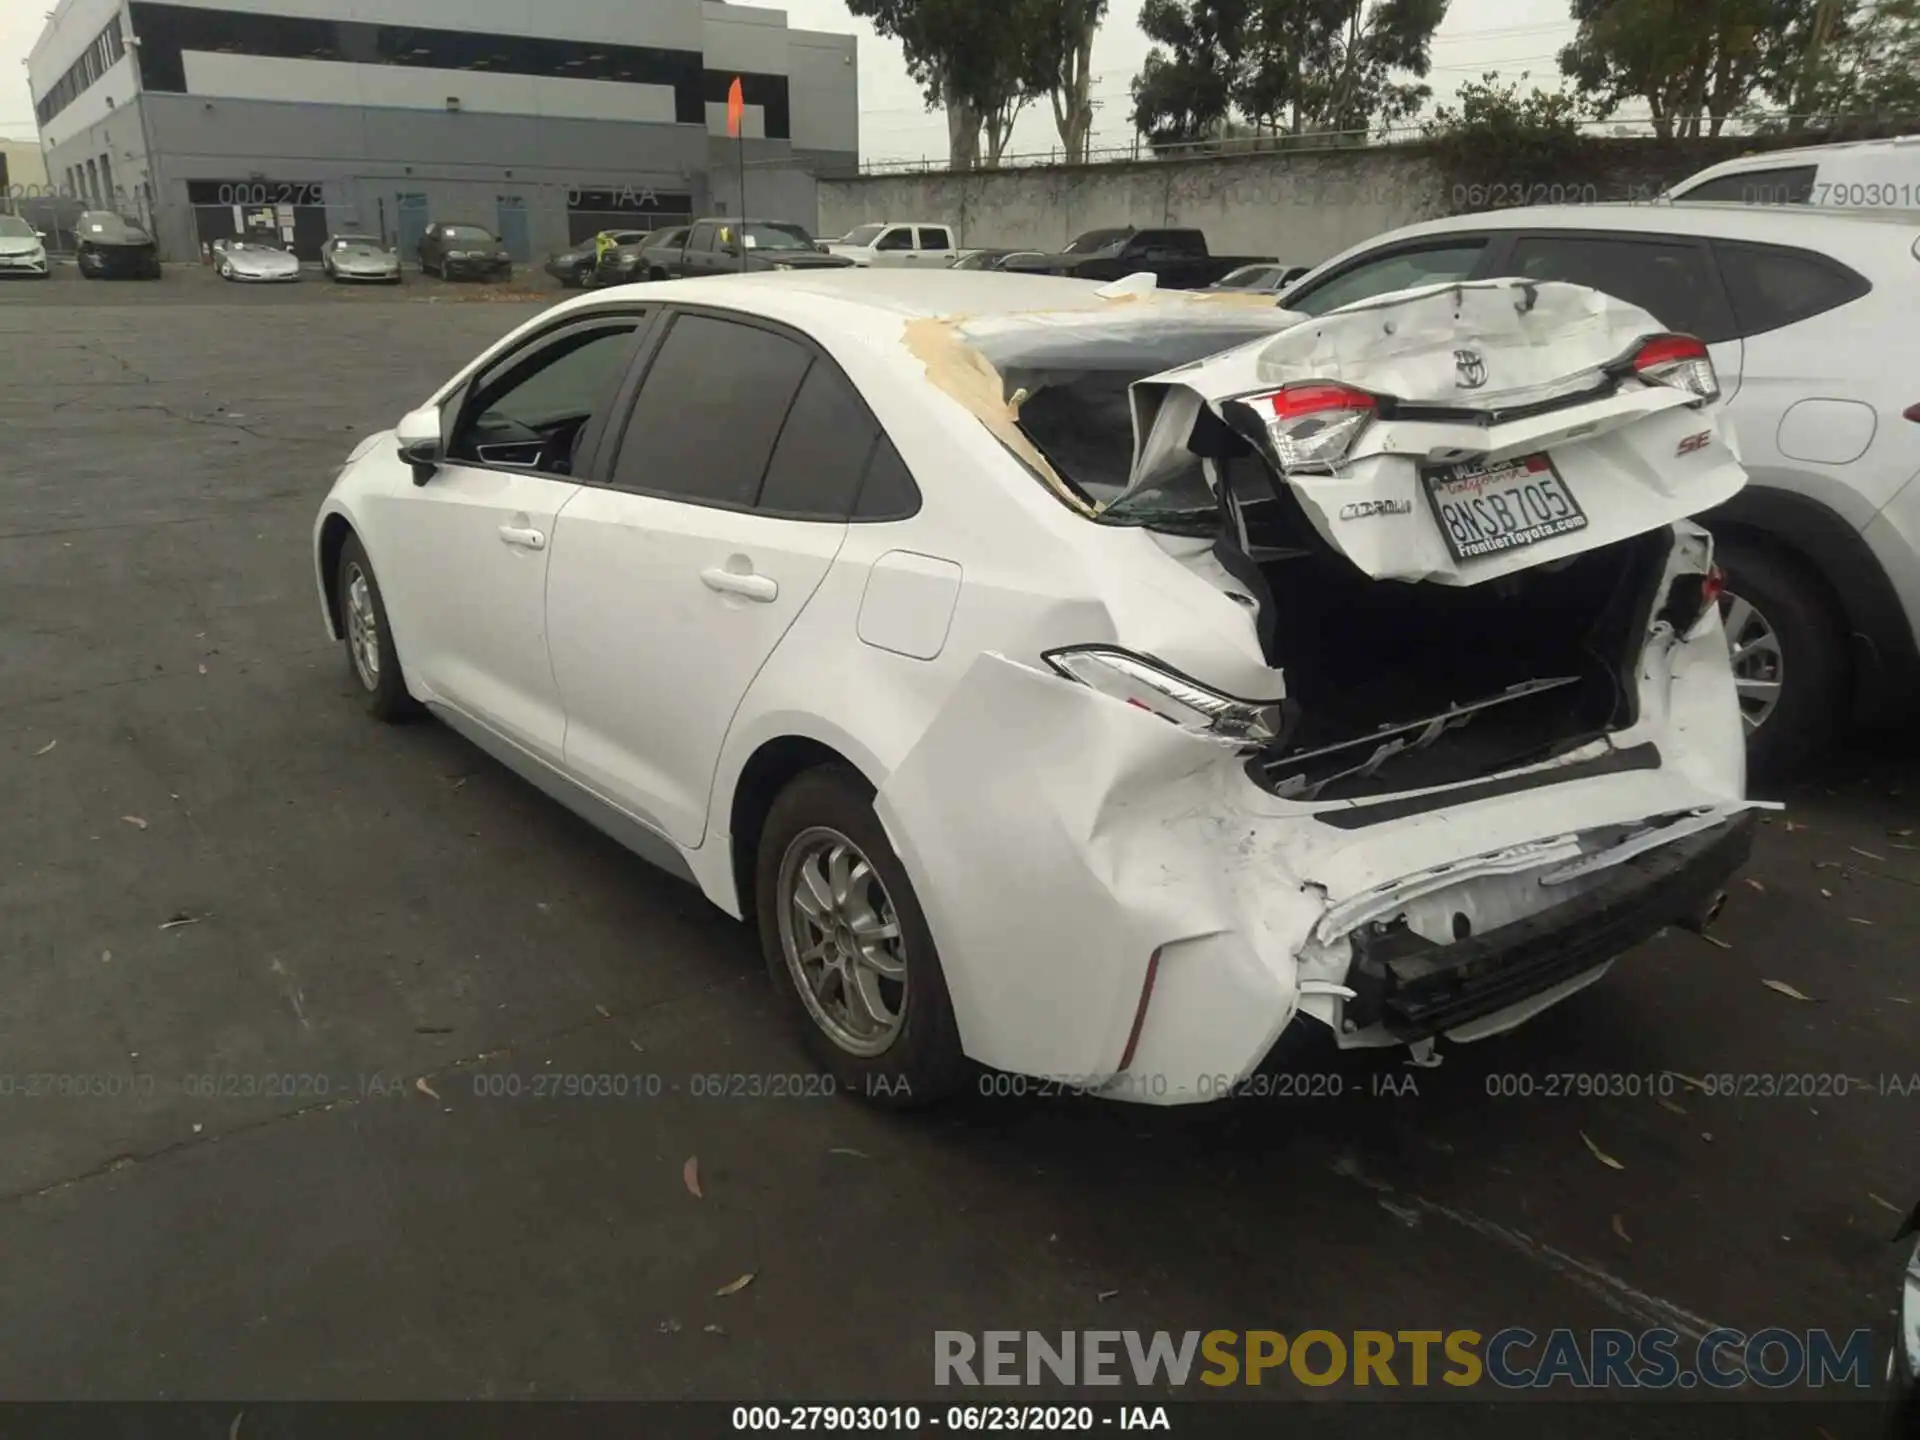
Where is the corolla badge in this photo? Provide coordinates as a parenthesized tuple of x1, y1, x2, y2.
(1454, 348, 1489, 389)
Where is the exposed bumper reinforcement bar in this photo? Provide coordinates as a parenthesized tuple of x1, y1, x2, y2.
(1343, 809, 1758, 1039)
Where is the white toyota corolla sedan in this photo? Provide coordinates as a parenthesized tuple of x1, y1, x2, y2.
(314, 269, 1765, 1106)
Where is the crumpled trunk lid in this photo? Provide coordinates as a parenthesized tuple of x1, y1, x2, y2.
(1121, 279, 1749, 585)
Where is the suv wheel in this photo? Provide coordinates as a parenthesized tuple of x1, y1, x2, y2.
(1715, 532, 1847, 782)
(755, 767, 967, 1107)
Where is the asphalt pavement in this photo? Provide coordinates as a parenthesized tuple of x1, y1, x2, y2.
(0, 270, 1913, 1430)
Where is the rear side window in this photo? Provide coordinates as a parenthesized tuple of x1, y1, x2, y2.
(1714, 241, 1871, 337)
(855, 436, 920, 520)
(1504, 234, 1735, 343)
(1677, 165, 1817, 205)
(612, 314, 811, 508)
(757, 361, 880, 519)
(918, 226, 952, 250)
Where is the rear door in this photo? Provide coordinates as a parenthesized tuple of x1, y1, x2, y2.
(1495, 229, 1745, 402)
(545, 308, 869, 847)
(916, 225, 956, 265)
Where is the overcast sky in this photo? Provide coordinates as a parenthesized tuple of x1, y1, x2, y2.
(0, 0, 1580, 158)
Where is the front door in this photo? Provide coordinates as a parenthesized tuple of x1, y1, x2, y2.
(371, 311, 652, 763)
(547, 308, 874, 847)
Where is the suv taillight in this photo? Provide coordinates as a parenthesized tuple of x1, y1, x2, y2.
(1630, 334, 1720, 402)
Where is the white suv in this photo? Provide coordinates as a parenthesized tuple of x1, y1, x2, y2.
(1278, 203, 1920, 778)
(1668, 134, 1920, 211)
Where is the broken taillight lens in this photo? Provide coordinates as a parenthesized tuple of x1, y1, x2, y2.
(1631, 334, 1720, 402)
(1659, 563, 1727, 639)
(1246, 381, 1379, 472)
(1041, 645, 1291, 747)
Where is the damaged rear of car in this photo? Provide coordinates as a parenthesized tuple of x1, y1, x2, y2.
(874, 278, 1764, 1099)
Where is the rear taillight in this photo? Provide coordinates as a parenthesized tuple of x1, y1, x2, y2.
(1630, 334, 1720, 402)
(1041, 645, 1291, 748)
(1245, 381, 1378, 471)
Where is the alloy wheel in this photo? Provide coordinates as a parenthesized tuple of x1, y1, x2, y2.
(343, 563, 380, 690)
(776, 827, 908, 1056)
(1720, 588, 1783, 733)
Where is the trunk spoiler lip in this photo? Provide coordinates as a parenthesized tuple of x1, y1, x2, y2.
(1207, 327, 1704, 450)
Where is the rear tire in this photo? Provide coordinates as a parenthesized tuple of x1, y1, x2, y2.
(755, 766, 968, 1108)
(1714, 531, 1848, 784)
(336, 533, 417, 723)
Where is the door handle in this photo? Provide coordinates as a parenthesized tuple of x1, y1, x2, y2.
(498, 525, 546, 550)
(701, 566, 778, 602)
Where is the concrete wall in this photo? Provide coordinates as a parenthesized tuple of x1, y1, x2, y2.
(819, 147, 1445, 267)
(787, 29, 858, 159)
(816, 136, 1846, 269)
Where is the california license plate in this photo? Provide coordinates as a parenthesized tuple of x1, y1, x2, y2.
(1423, 453, 1588, 561)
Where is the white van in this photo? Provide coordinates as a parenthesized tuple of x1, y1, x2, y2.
(1667, 134, 1920, 210)
(824, 222, 958, 267)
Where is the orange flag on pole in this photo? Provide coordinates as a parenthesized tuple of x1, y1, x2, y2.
(726, 77, 745, 137)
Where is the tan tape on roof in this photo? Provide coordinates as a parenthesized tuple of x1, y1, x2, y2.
(901, 315, 1092, 514)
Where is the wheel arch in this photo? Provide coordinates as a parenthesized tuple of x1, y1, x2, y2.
(316, 510, 356, 641)
(1698, 484, 1919, 719)
(719, 729, 887, 925)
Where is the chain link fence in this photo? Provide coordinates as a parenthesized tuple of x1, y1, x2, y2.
(1, 185, 153, 258)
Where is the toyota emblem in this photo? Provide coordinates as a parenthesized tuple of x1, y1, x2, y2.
(1454, 349, 1488, 389)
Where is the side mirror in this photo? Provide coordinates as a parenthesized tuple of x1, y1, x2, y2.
(396, 406, 444, 485)
(34, 230, 46, 241)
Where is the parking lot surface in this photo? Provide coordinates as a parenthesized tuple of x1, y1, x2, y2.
(0, 274, 1913, 1427)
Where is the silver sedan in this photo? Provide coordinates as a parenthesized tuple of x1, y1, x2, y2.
(322, 235, 404, 284)
(213, 238, 302, 283)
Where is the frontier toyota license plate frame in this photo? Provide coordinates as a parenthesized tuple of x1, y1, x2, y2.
(1423, 452, 1589, 562)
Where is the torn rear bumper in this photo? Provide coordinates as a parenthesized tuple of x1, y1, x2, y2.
(1343, 810, 1756, 1040)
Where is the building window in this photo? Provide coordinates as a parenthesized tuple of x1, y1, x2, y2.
(125, 3, 764, 129)
(101, 154, 116, 205)
(85, 159, 100, 202)
(33, 13, 126, 127)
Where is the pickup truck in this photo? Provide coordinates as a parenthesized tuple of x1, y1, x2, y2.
(1000, 227, 1276, 289)
(639, 217, 856, 280)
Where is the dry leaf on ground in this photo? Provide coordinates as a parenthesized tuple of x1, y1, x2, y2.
(121, 815, 148, 830)
(1762, 979, 1815, 1002)
(1611, 1214, 1632, 1243)
(683, 1156, 703, 1199)
(33, 740, 56, 756)
(415, 1076, 441, 1100)
(1581, 1131, 1625, 1171)
(715, 1272, 756, 1297)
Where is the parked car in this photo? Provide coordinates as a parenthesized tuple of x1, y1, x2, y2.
(322, 233, 403, 284)
(632, 226, 690, 281)
(949, 248, 1047, 272)
(313, 268, 1757, 1106)
(1003, 227, 1278, 289)
(545, 229, 652, 287)
(0, 213, 50, 279)
(1275, 202, 1920, 779)
(418, 223, 513, 281)
(825, 221, 959, 267)
(212, 235, 301, 283)
(1207, 261, 1311, 293)
(75, 210, 160, 280)
(644, 219, 855, 279)
(1668, 133, 1920, 210)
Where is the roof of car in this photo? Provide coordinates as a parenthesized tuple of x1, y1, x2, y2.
(1680, 133, 1920, 170)
(609, 267, 1172, 318)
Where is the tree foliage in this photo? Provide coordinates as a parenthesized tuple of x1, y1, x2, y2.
(1773, 0, 1920, 130)
(1132, 0, 1448, 149)
(848, 0, 1110, 168)
(1556, 0, 1861, 138)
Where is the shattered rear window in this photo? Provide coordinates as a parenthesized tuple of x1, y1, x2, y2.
(970, 313, 1294, 518)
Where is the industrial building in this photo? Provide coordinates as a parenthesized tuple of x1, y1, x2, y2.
(26, 0, 859, 262)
